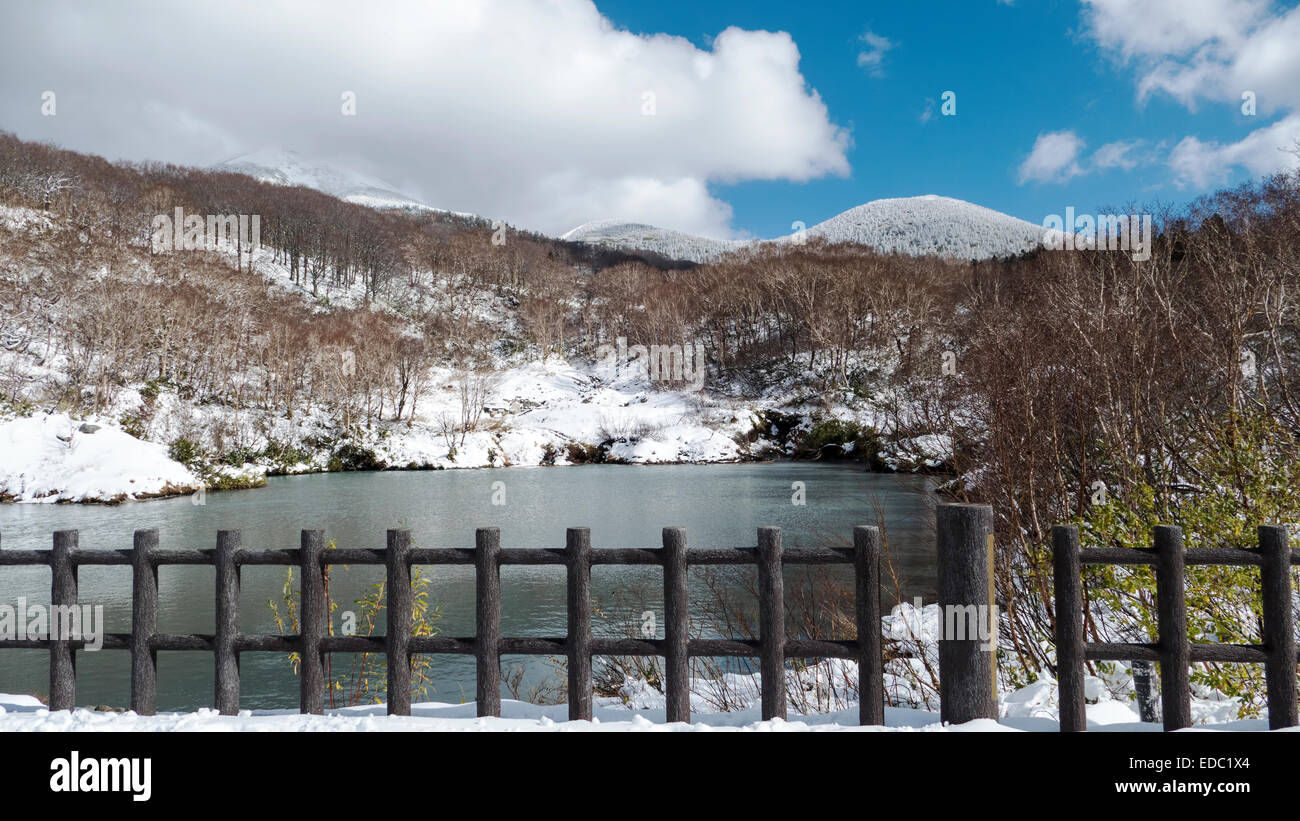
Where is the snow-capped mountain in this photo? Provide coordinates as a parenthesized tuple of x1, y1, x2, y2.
(214, 151, 1043, 263)
(800, 195, 1044, 259)
(563, 195, 1046, 262)
(559, 219, 749, 261)
(216, 149, 461, 214)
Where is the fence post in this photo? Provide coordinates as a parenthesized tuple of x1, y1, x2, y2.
(936, 504, 997, 724)
(385, 530, 413, 716)
(1132, 660, 1159, 722)
(758, 526, 786, 721)
(299, 529, 326, 715)
(50, 530, 78, 711)
(1052, 524, 1085, 732)
(854, 525, 883, 725)
(215, 530, 241, 715)
(663, 527, 690, 724)
(1154, 525, 1190, 731)
(566, 527, 593, 721)
(1259, 524, 1297, 729)
(475, 528, 502, 718)
(130, 529, 159, 716)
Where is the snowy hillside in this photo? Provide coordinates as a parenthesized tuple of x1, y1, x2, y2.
(798, 195, 1044, 259)
(215, 154, 1042, 263)
(560, 219, 748, 262)
(562, 195, 1046, 262)
(216, 149, 471, 215)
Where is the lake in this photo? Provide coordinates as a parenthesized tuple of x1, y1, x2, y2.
(0, 462, 938, 710)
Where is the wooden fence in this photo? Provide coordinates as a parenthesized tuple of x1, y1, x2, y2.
(0, 525, 899, 723)
(22, 509, 1287, 730)
(1052, 523, 1299, 731)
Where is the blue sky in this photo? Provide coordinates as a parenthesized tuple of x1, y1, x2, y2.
(598, 0, 1300, 237)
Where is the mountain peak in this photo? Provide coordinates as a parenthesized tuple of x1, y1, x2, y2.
(215, 149, 444, 213)
(561, 196, 1045, 262)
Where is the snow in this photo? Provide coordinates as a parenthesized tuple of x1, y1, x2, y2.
(798, 195, 1044, 259)
(215, 149, 472, 216)
(0, 203, 54, 231)
(0, 349, 751, 502)
(561, 196, 1045, 263)
(0, 689, 1277, 733)
(878, 433, 954, 471)
(0, 601, 1277, 732)
(206, 155, 1040, 262)
(561, 219, 749, 262)
(0, 412, 200, 503)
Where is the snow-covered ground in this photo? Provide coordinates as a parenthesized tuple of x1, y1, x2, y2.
(0, 412, 199, 503)
(0, 687, 1276, 732)
(0, 603, 1272, 732)
(0, 349, 940, 503)
(0, 355, 767, 503)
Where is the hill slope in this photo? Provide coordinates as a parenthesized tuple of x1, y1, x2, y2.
(559, 219, 748, 262)
(802, 195, 1044, 259)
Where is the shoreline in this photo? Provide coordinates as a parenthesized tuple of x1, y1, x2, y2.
(1, 452, 942, 506)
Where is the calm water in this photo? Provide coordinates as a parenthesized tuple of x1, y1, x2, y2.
(0, 463, 937, 710)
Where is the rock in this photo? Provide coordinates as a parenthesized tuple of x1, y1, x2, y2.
(77, 423, 100, 434)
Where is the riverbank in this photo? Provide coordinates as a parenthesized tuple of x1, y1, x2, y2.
(0, 357, 954, 504)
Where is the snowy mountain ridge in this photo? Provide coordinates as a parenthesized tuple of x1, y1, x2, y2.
(563, 195, 1047, 262)
(216, 149, 475, 216)
(213, 153, 1043, 263)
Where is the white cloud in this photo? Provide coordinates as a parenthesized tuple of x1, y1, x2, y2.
(0, 0, 851, 239)
(1082, 0, 1300, 186)
(1092, 140, 1144, 170)
(1169, 114, 1300, 188)
(1081, 0, 1271, 61)
(857, 31, 895, 77)
(1017, 131, 1087, 184)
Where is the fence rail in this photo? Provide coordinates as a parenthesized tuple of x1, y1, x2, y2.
(1053, 523, 1300, 731)
(0, 525, 892, 724)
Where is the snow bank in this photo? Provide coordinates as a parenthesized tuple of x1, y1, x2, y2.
(0, 605, 1272, 733)
(0, 413, 200, 503)
(0, 690, 1277, 732)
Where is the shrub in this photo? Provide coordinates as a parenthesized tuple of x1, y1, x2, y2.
(329, 443, 384, 472)
(118, 413, 147, 440)
(260, 439, 313, 474)
(565, 442, 603, 464)
(794, 418, 881, 465)
(269, 540, 443, 707)
(167, 437, 202, 467)
(1078, 412, 1300, 716)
